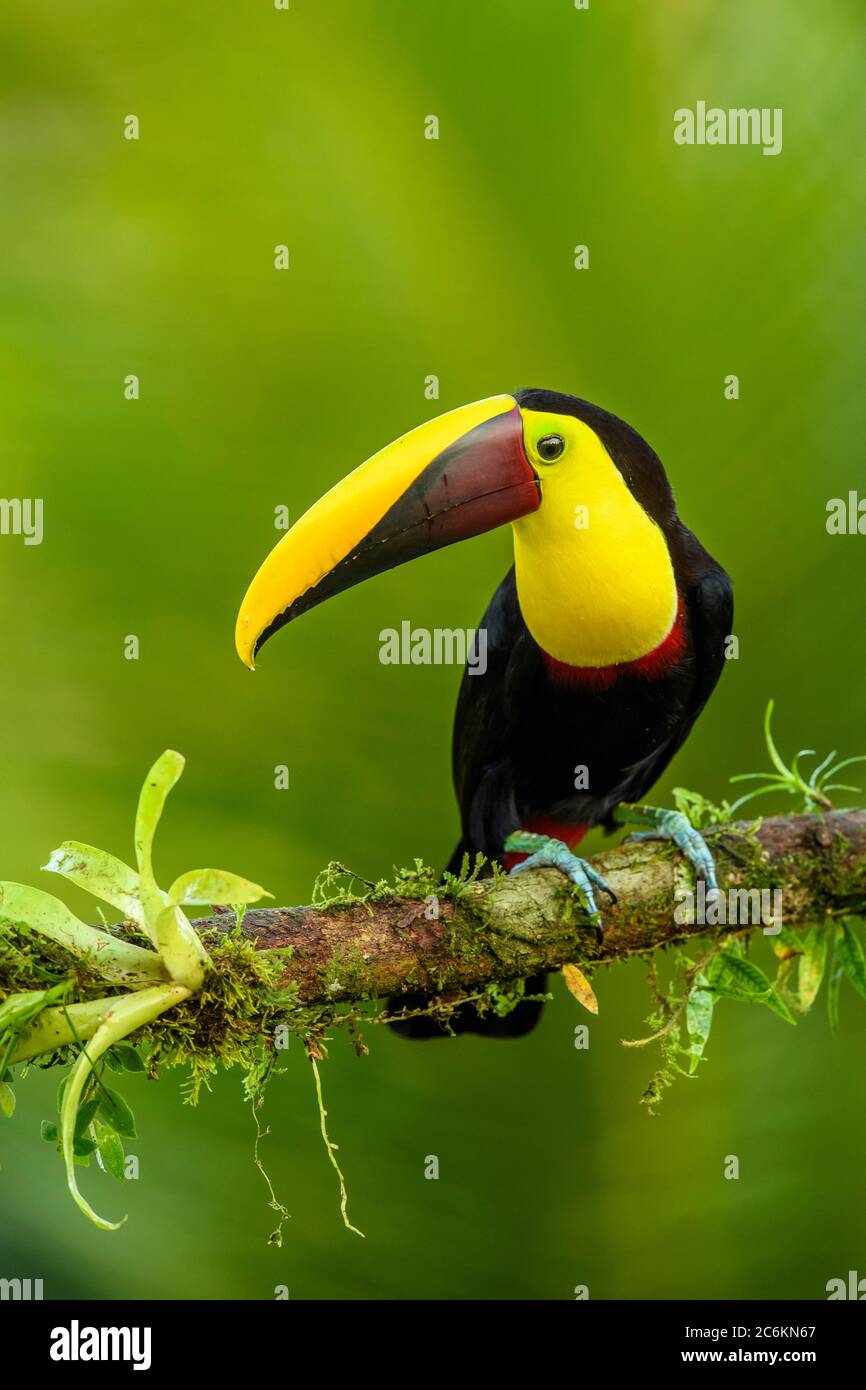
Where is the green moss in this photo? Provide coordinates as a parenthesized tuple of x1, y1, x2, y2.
(134, 932, 295, 1098)
(711, 820, 866, 917)
(319, 944, 370, 1000)
(376, 859, 441, 900)
(313, 856, 446, 911)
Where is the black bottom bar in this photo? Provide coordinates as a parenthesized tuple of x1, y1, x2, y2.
(1, 1297, 861, 1374)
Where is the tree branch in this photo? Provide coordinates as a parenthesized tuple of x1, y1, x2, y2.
(193, 811, 866, 1008)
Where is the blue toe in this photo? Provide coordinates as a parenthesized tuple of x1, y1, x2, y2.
(504, 832, 616, 927)
(619, 807, 719, 891)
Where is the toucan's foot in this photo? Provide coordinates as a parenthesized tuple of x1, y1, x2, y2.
(505, 831, 615, 939)
(613, 803, 719, 892)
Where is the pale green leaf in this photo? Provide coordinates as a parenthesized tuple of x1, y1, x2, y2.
(0, 882, 166, 985)
(686, 975, 714, 1073)
(127, 753, 209, 985)
(798, 924, 828, 1011)
(60, 982, 190, 1229)
(836, 919, 866, 1000)
(167, 868, 272, 908)
(131, 755, 210, 985)
(134, 750, 185, 943)
(134, 750, 185, 884)
(42, 842, 145, 928)
(823, 755, 866, 780)
(11, 997, 116, 1066)
(763, 699, 792, 780)
(154, 904, 209, 989)
(0, 1081, 14, 1118)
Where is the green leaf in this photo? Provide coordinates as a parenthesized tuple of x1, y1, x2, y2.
(133, 751, 189, 962)
(763, 699, 792, 781)
(809, 750, 837, 788)
(0, 1081, 15, 1118)
(97, 1086, 137, 1139)
(42, 842, 146, 929)
(59, 981, 189, 1229)
(790, 748, 816, 778)
(41, 1120, 58, 1143)
(0, 882, 167, 985)
(167, 868, 272, 908)
(94, 1120, 126, 1183)
(0, 988, 54, 1035)
(798, 924, 829, 1011)
(729, 771, 788, 785)
(714, 950, 796, 1023)
(822, 754, 866, 781)
(129, 753, 210, 987)
(74, 1097, 101, 1138)
(705, 953, 726, 986)
(686, 976, 714, 1073)
(716, 950, 773, 996)
(107, 1043, 145, 1072)
(835, 919, 866, 1000)
(705, 951, 751, 999)
(760, 984, 797, 1025)
(728, 782, 794, 816)
(73, 1135, 98, 1158)
(134, 750, 185, 889)
(154, 903, 209, 989)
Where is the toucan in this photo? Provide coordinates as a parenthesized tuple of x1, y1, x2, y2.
(235, 389, 732, 1038)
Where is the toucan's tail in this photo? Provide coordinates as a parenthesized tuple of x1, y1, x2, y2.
(387, 839, 547, 1040)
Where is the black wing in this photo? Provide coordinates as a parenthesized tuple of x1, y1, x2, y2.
(450, 567, 543, 860)
(615, 525, 733, 808)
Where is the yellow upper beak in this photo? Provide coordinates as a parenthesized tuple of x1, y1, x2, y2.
(235, 394, 538, 668)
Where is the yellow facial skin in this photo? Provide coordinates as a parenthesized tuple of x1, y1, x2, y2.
(512, 410, 678, 667)
(235, 395, 516, 668)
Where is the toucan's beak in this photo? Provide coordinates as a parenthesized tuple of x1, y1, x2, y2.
(235, 394, 539, 667)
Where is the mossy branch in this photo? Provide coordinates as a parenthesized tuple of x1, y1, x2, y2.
(6, 718, 864, 1236)
(193, 810, 866, 1008)
(4, 801, 866, 1235)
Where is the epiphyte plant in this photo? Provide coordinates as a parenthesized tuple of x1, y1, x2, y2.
(0, 751, 271, 1229)
(728, 699, 866, 816)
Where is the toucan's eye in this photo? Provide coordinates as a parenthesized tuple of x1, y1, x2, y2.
(536, 433, 565, 462)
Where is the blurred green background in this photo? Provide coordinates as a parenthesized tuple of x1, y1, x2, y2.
(1, 0, 865, 1300)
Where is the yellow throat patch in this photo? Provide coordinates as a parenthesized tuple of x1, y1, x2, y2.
(511, 409, 678, 668)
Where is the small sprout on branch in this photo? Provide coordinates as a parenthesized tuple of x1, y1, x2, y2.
(729, 699, 866, 815)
